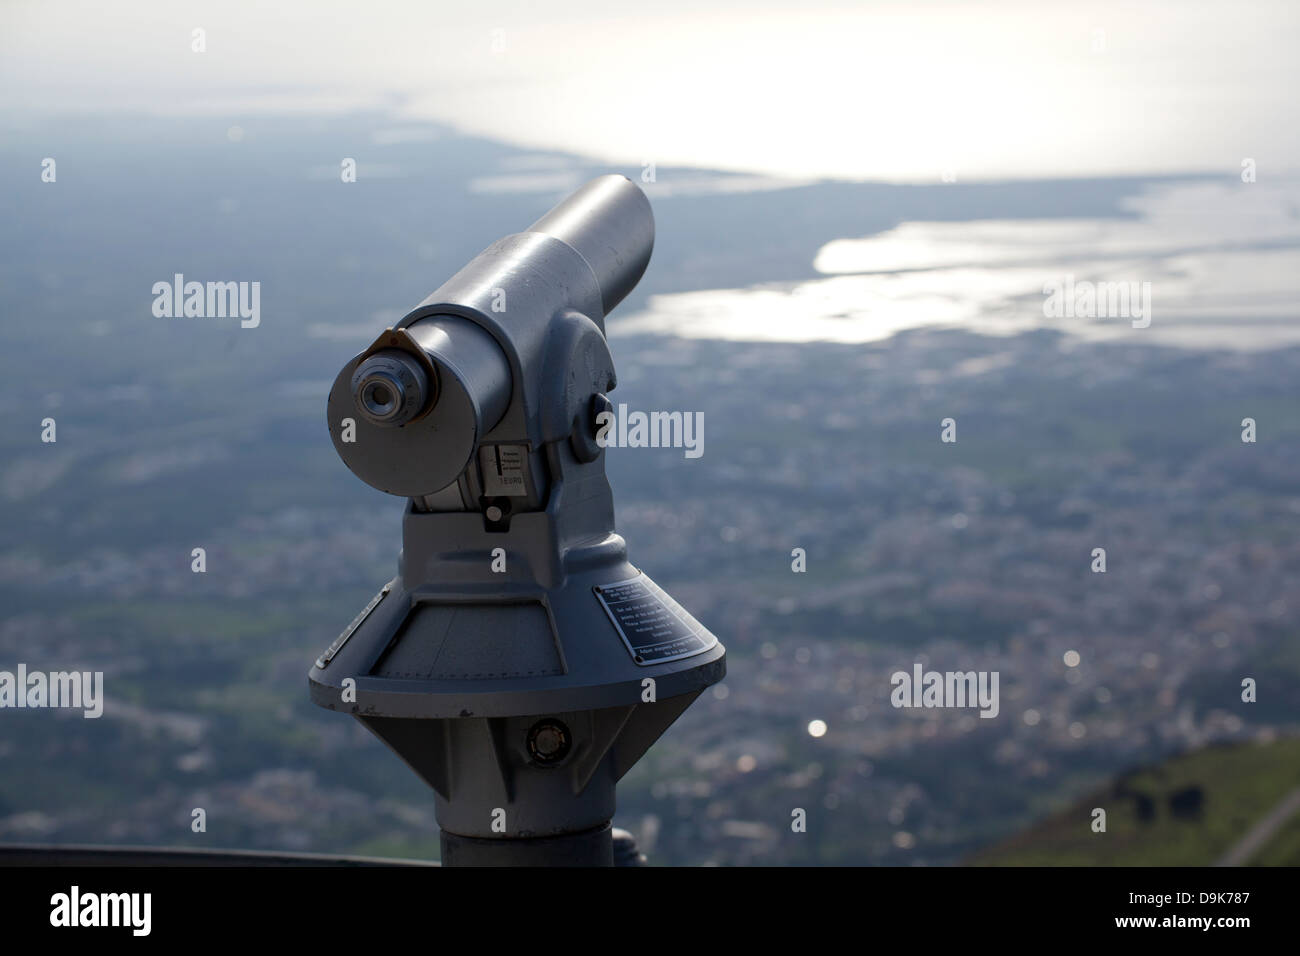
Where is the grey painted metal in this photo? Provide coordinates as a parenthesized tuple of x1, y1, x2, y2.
(311, 176, 725, 866)
(611, 827, 648, 867)
(0, 832, 648, 867)
(0, 844, 435, 867)
(329, 314, 513, 497)
(523, 174, 655, 316)
(440, 822, 613, 867)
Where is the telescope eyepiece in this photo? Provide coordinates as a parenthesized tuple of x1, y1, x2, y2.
(350, 349, 433, 427)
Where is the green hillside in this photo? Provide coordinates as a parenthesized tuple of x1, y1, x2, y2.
(969, 737, 1300, 866)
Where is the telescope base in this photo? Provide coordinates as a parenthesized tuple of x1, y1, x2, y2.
(439, 821, 613, 867)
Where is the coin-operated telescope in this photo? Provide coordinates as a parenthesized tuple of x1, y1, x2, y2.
(309, 176, 725, 866)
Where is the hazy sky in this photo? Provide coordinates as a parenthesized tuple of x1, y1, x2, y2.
(2, 0, 1298, 182)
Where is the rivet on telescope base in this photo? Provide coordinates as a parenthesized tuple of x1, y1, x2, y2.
(526, 719, 572, 765)
(480, 496, 512, 531)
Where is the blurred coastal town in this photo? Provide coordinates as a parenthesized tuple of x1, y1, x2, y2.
(1, 114, 1297, 865)
(2, 319, 1296, 864)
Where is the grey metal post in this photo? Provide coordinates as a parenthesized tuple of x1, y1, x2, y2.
(309, 175, 725, 866)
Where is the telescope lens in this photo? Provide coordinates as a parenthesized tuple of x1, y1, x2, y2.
(350, 350, 432, 427)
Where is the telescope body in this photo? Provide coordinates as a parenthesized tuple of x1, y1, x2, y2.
(310, 176, 725, 864)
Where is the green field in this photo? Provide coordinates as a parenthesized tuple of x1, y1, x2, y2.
(970, 737, 1300, 866)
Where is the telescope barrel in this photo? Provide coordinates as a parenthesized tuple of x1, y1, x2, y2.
(525, 174, 655, 316)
